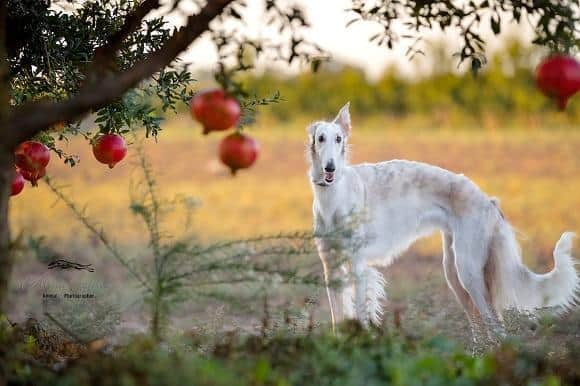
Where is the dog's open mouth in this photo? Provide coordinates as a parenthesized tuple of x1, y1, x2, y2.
(324, 172, 335, 184)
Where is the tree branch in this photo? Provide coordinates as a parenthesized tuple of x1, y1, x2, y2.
(90, 0, 162, 76)
(0, 0, 234, 149)
(106, 0, 163, 53)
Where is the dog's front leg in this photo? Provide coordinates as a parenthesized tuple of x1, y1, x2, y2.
(315, 237, 343, 332)
(353, 261, 370, 327)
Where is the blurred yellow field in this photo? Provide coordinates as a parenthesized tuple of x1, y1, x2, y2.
(10, 116, 580, 269)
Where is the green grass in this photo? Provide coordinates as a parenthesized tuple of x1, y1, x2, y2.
(2, 314, 580, 386)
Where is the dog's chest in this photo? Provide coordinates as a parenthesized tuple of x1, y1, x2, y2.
(314, 184, 363, 231)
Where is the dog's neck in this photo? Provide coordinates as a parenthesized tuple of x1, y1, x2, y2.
(310, 165, 357, 233)
(315, 181, 332, 187)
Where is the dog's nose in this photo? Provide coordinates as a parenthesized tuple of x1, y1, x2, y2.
(324, 161, 335, 173)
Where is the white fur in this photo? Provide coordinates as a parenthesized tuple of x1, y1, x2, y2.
(309, 103, 579, 337)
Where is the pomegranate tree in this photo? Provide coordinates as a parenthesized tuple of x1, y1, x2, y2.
(190, 89, 241, 135)
(11, 170, 24, 196)
(219, 132, 259, 175)
(92, 134, 128, 168)
(536, 55, 580, 110)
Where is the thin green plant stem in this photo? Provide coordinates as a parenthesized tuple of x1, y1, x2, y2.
(45, 177, 152, 292)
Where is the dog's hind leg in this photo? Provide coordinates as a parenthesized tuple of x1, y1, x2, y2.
(441, 232, 484, 342)
(452, 229, 505, 339)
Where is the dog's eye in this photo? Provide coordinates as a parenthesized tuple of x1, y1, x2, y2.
(318, 135, 325, 143)
(336, 136, 342, 144)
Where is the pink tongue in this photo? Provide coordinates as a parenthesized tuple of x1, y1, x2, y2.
(325, 172, 334, 180)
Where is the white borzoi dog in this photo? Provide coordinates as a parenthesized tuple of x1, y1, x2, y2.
(309, 103, 579, 338)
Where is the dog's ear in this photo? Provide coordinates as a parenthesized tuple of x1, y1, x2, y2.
(334, 102, 351, 136)
(307, 122, 318, 143)
(307, 123, 318, 156)
(307, 122, 317, 136)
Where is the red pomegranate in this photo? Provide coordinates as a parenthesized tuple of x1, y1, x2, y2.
(11, 169, 24, 196)
(219, 133, 259, 175)
(536, 55, 580, 110)
(15, 141, 50, 173)
(20, 167, 46, 187)
(92, 134, 127, 168)
(190, 89, 241, 134)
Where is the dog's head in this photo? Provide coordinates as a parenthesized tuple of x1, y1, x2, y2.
(307, 103, 351, 187)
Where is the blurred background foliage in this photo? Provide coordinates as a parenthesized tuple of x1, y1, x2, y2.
(217, 38, 579, 125)
(10, 37, 580, 263)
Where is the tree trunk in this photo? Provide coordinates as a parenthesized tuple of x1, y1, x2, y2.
(0, 0, 12, 315)
(0, 147, 13, 314)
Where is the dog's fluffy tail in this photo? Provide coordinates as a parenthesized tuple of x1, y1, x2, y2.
(490, 221, 579, 313)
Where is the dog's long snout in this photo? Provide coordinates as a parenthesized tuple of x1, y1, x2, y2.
(324, 160, 336, 173)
